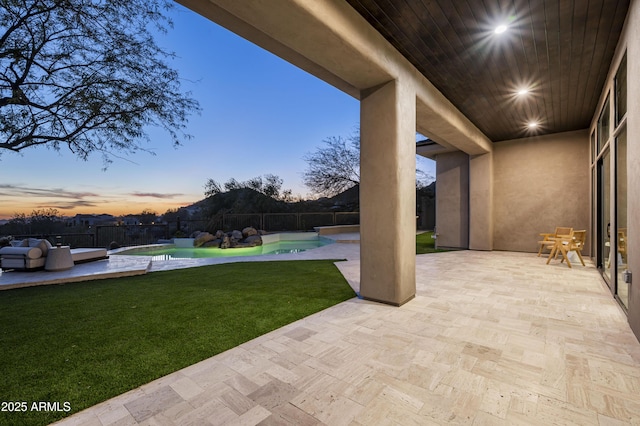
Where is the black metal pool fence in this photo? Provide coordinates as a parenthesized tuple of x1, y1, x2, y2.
(8, 212, 360, 249)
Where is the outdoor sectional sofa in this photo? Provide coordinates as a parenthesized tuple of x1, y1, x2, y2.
(0, 238, 108, 271)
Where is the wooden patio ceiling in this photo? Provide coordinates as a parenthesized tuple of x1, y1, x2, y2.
(345, 0, 629, 142)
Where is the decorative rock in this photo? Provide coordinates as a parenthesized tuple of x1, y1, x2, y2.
(233, 241, 253, 248)
(242, 227, 258, 238)
(203, 239, 221, 248)
(244, 235, 263, 246)
(188, 229, 264, 250)
(194, 232, 214, 247)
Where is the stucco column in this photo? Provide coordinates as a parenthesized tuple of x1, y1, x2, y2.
(360, 79, 416, 306)
(434, 151, 470, 249)
(469, 152, 493, 250)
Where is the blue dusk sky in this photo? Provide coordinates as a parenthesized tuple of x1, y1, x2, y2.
(0, 4, 434, 220)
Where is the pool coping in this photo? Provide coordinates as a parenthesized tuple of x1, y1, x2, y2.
(0, 232, 361, 290)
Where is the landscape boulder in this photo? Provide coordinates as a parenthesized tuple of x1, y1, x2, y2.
(188, 229, 264, 249)
(194, 232, 215, 247)
(220, 235, 232, 249)
(244, 235, 263, 246)
(202, 239, 222, 248)
(242, 227, 258, 238)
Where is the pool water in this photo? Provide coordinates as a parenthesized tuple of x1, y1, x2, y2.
(115, 238, 332, 260)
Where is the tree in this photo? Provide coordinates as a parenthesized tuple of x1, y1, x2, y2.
(137, 209, 158, 224)
(302, 134, 360, 197)
(28, 208, 64, 233)
(416, 168, 434, 189)
(303, 130, 434, 197)
(0, 0, 200, 165)
(204, 178, 223, 198)
(263, 174, 293, 201)
(204, 174, 293, 201)
(1, 212, 27, 235)
(0, 208, 64, 234)
(162, 207, 191, 223)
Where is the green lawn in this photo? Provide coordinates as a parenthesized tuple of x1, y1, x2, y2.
(0, 260, 354, 426)
(416, 231, 450, 254)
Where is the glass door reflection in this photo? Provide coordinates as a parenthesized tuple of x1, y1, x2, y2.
(599, 149, 612, 287)
(616, 129, 628, 309)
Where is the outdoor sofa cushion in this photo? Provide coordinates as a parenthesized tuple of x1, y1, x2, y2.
(0, 245, 47, 270)
(10, 239, 29, 247)
(8, 238, 52, 254)
(0, 239, 53, 271)
(1, 239, 107, 270)
(27, 238, 52, 257)
(0, 246, 43, 259)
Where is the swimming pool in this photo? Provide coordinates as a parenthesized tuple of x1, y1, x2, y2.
(113, 233, 333, 260)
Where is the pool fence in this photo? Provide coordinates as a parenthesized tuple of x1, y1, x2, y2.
(8, 212, 360, 249)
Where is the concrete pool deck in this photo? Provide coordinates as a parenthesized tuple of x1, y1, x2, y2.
(0, 232, 362, 291)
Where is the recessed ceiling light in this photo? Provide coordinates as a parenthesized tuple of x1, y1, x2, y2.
(528, 122, 538, 129)
(495, 25, 508, 34)
(517, 88, 529, 96)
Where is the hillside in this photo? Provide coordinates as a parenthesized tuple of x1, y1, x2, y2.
(182, 181, 433, 220)
(186, 185, 360, 217)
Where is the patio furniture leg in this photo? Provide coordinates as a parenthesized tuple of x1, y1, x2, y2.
(559, 246, 572, 268)
(546, 244, 558, 265)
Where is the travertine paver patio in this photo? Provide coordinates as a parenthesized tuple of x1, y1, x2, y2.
(53, 249, 640, 425)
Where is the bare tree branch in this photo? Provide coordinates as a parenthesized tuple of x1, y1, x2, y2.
(303, 129, 435, 196)
(0, 0, 201, 165)
(303, 133, 360, 197)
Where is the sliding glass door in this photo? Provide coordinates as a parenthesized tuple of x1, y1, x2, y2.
(616, 126, 628, 308)
(592, 52, 627, 307)
(598, 149, 612, 287)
